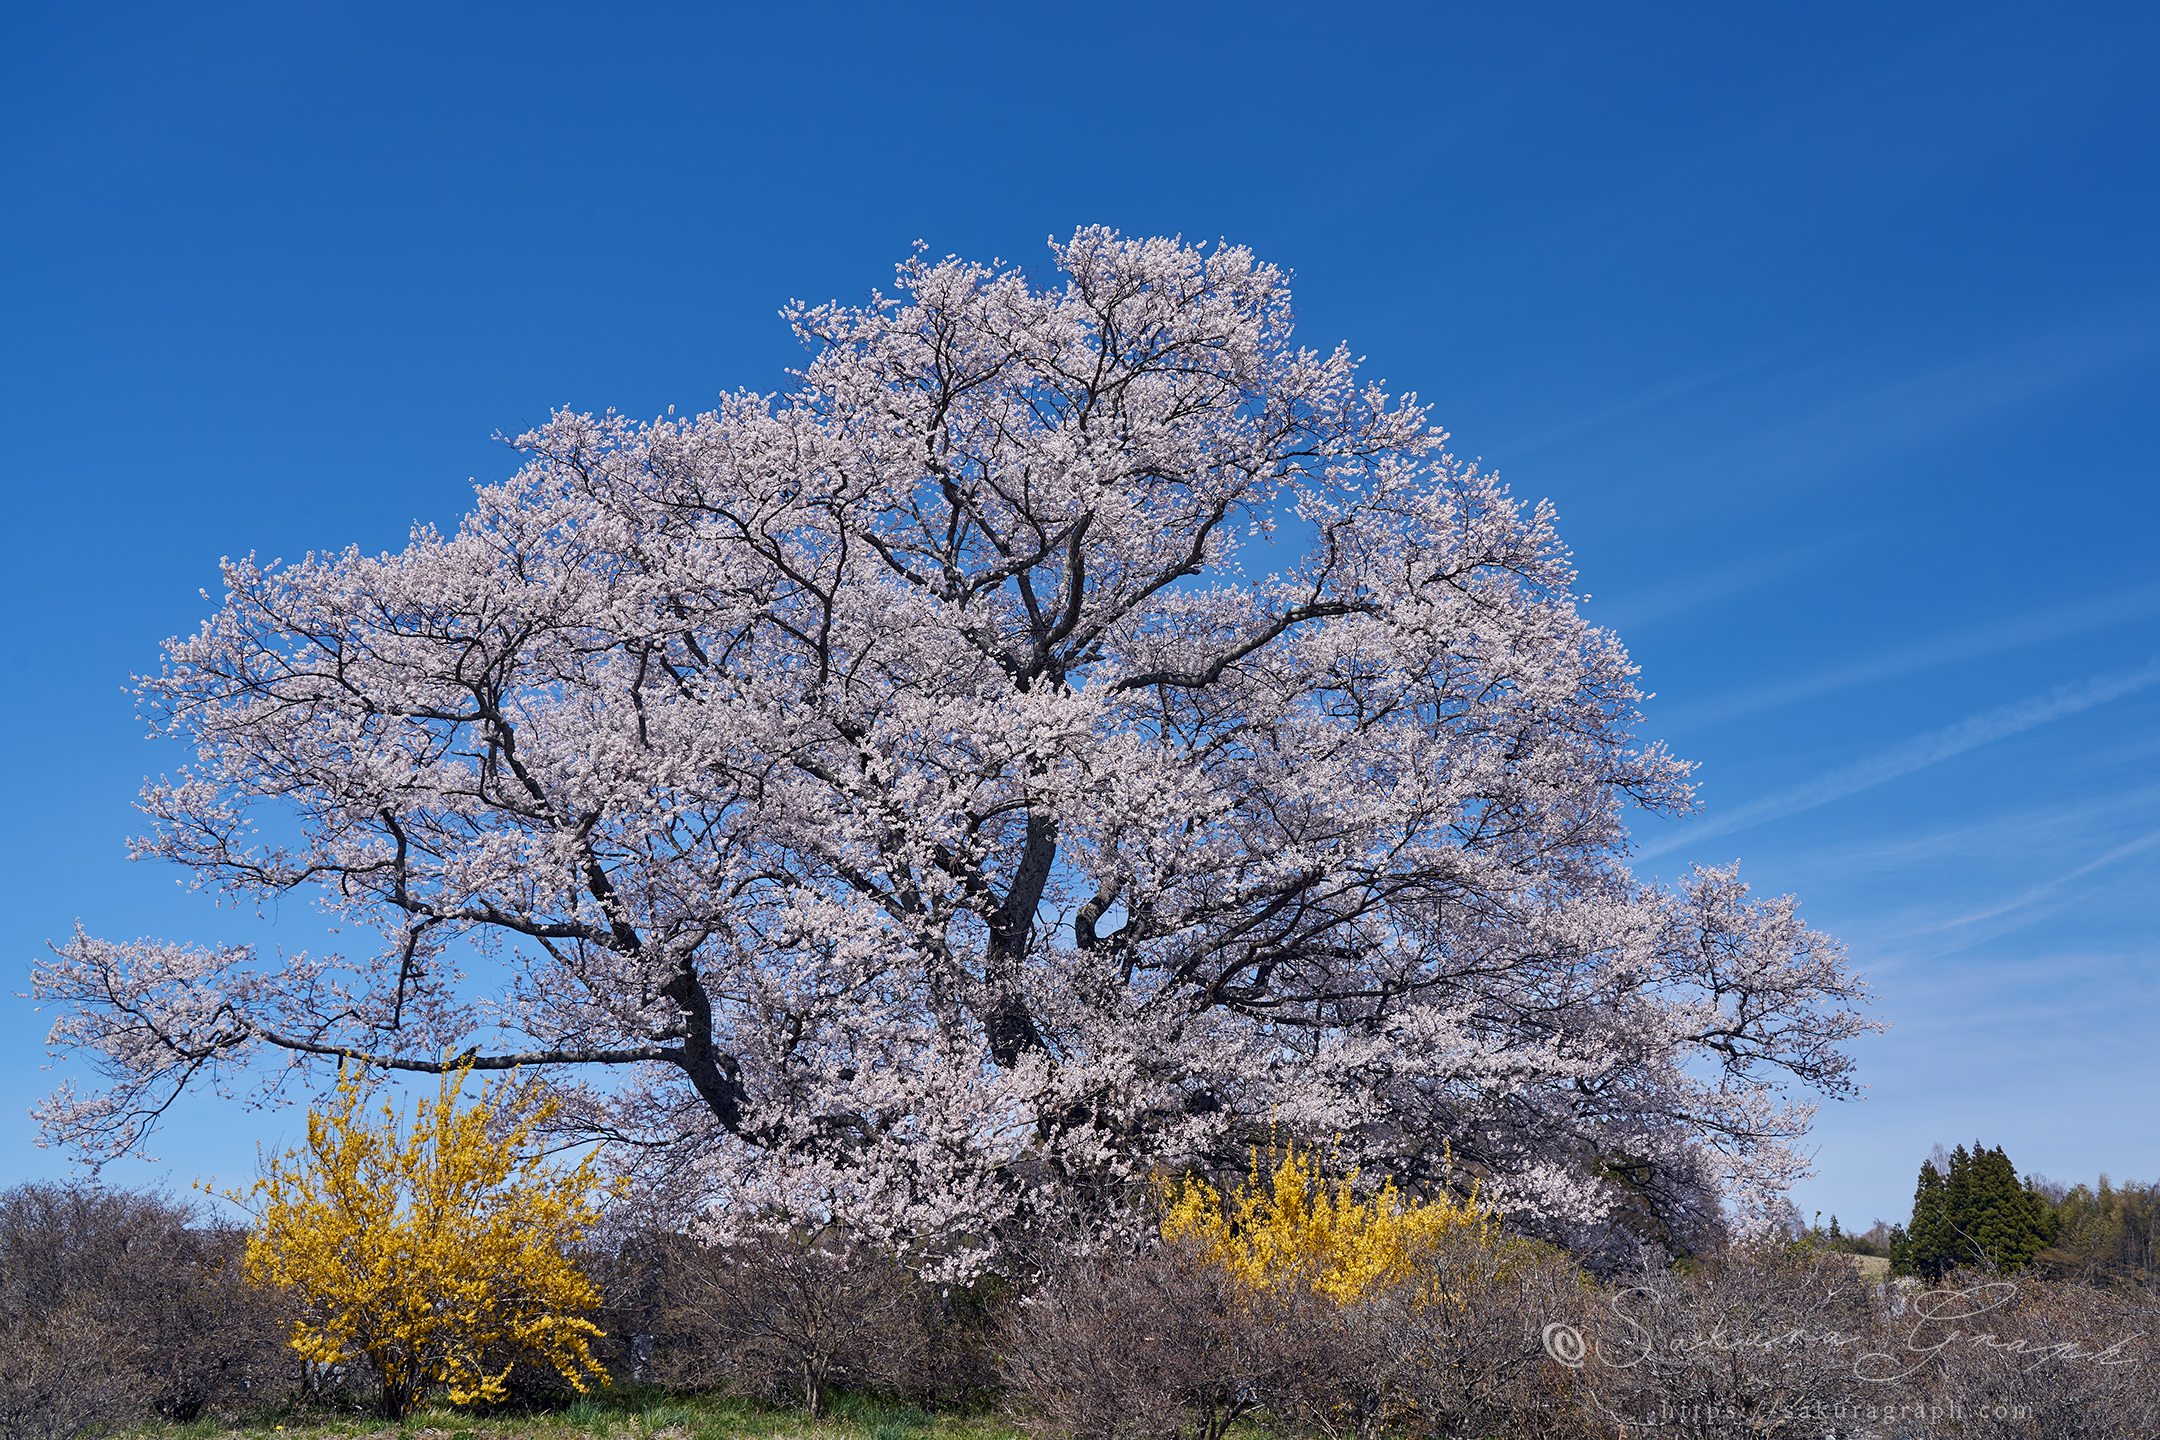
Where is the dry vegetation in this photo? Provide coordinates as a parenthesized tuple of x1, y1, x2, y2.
(0, 1185, 287, 1440)
(6, 1176, 2157, 1440)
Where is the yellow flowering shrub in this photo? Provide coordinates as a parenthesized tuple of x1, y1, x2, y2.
(1161, 1145, 1489, 1305)
(228, 1065, 612, 1418)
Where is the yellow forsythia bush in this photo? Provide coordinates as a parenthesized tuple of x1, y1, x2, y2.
(228, 1065, 613, 1418)
(1161, 1145, 1489, 1304)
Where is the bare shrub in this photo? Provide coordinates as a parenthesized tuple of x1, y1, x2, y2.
(0, 1183, 291, 1432)
(585, 1223, 994, 1412)
(1546, 1251, 2158, 1438)
(0, 1301, 138, 1440)
(1386, 1233, 1598, 1440)
(1243, 1284, 1407, 1440)
(1559, 1242, 1883, 1437)
(998, 1238, 1274, 1440)
(660, 1227, 926, 1416)
(1003, 1222, 1608, 1440)
(898, 1272, 1008, 1410)
(1884, 1271, 2159, 1439)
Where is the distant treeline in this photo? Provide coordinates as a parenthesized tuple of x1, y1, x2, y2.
(1821, 1144, 2157, 1288)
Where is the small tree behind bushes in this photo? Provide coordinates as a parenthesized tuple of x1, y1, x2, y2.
(645, 1224, 1006, 1415)
(656, 1228, 924, 1417)
(1159, 1146, 1489, 1303)
(234, 1065, 612, 1419)
(0, 1184, 288, 1440)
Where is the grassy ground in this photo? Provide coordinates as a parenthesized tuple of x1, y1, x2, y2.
(126, 1390, 1026, 1440)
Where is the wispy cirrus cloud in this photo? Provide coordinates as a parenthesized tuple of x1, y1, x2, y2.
(1790, 773, 2160, 876)
(1636, 657, 2160, 859)
(1587, 534, 1860, 635)
(1656, 583, 2160, 734)
(1893, 825, 2160, 943)
(1488, 355, 1784, 460)
(1676, 300, 2160, 494)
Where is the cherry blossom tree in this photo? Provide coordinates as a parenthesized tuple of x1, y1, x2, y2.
(36, 229, 1875, 1263)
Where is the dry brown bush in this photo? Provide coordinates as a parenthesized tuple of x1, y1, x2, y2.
(1556, 1243, 1884, 1436)
(1000, 1229, 1603, 1440)
(1539, 1247, 2158, 1439)
(657, 1228, 929, 1416)
(0, 1301, 139, 1440)
(1881, 1270, 2158, 1439)
(0, 1182, 291, 1434)
(1367, 1233, 1597, 1440)
(997, 1238, 1278, 1440)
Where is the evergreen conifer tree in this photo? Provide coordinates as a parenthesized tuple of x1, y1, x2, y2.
(1944, 1143, 1975, 1256)
(1896, 1142, 2057, 1278)
(1967, 1145, 2055, 1270)
(2020, 1164, 2060, 1262)
(1898, 1158, 1952, 1278)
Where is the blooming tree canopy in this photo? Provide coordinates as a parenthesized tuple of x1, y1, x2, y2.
(37, 230, 1874, 1260)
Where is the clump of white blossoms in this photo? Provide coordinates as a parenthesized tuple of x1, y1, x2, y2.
(38, 230, 1875, 1266)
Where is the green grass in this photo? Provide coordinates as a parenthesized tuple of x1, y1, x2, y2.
(123, 1387, 1020, 1440)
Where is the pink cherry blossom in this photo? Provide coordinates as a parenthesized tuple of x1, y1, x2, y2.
(35, 229, 1877, 1264)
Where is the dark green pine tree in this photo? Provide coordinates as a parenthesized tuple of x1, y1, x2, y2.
(1967, 1145, 2056, 1271)
(1899, 1157, 1954, 1278)
(1914, 1144, 1981, 1275)
(1897, 1142, 2059, 1277)
(1943, 1143, 1976, 1264)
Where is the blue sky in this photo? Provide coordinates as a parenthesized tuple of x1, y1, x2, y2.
(3, 1, 2154, 1231)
